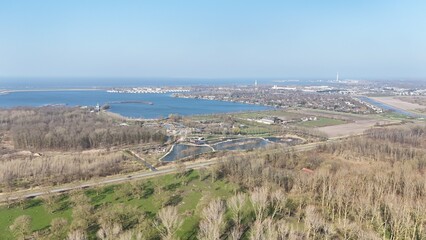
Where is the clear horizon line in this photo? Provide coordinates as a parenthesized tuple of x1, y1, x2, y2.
(1, 76, 425, 81)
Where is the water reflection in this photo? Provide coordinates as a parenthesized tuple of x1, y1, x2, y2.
(160, 144, 213, 162)
(160, 137, 302, 162)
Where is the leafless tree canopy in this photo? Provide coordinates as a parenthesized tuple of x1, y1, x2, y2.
(156, 206, 182, 240)
(0, 107, 166, 150)
(198, 199, 226, 240)
(0, 152, 130, 189)
(217, 125, 426, 239)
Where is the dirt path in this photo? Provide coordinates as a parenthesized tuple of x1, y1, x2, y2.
(127, 150, 158, 171)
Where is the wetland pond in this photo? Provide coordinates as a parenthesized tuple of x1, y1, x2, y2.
(161, 137, 303, 162)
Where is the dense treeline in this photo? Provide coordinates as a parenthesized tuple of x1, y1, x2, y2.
(220, 149, 320, 190)
(217, 125, 426, 239)
(293, 160, 426, 239)
(0, 152, 142, 190)
(365, 125, 426, 147)
(319, 126, 426, 171)
(318, 137, 426, 166)
(0, 107, 166, 150)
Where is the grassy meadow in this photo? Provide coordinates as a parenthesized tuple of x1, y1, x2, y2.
(0, 170, 237, 239)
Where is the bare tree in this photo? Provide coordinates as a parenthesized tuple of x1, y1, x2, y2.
(270, 189, 287, 219)
(198, 199, 226, 240)
(274, 220, 291, 240)
(227, 193, 246, 240)
(198, 167, 208, 181)
(228, 193, 246, 225)
(131, 181, 144, 200)
(50, 218, 69, 239)
(210, 164, 223, 183)
(67, 228, 87, 240)
(9, 215, 32, 240)
(69, 192, 94, 236)
(250, 217, 290, 240)
(117, 230, 146, 240)
(95, 204, 142, 240)
(250, 187, 269, 221)
(97, 222, 123, 240)
(305, 205, 327, 239)
(249, 219, 264, 240)
(156, 206, 182, 240)
(229, 225, 244, 240)
(42, 190, 59, 213)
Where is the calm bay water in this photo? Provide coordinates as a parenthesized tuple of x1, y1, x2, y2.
(0, 91, 269, 118)
(0, 78, 333, 118)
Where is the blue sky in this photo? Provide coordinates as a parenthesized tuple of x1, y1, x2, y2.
(0, 1, 425, 79)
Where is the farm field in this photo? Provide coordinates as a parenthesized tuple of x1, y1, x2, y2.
(317, 119, 399, 137)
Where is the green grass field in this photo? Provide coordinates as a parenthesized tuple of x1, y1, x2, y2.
(235, 119, 282, 135)
(230, 109, 304, 119)
(378, 111, 420, 120)
(296, 117, 346, 127)
(189, 109, 305, 122)
(0, 199, 72, 239)
(0, 170, 237, 239)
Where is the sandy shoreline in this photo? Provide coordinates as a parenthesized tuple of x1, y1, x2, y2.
(370, 96, 426, 112)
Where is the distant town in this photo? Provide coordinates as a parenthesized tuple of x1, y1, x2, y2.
(107, 87, 190, 94)
(107, 78, 426, 116)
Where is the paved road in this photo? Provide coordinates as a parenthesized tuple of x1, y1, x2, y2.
(0, 159, 218, 203)
(0, 137, 346, 203)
